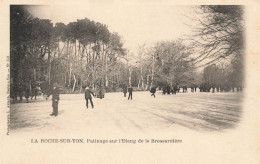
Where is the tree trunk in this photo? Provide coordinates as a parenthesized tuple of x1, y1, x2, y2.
(102, 43, 105, 87)
(92, 43, 96, 89)
(128, 68, 132, 85)
(72, 74, 76, 92)
(146, 75, 149, 91)
(138, 79, 141, 89)
(66, 41, 70, 87)
(68, 43, 73, 89)
(141, 67, 144, 89)
(58, 39, 60, 58)
(33, 68, 36, 82)
(105, 47, 108, 87)
(48, 45, 51, 84)
(79, 82, 83, 92)
(150, 54, 155, 89)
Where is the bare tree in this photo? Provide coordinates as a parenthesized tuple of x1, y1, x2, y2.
(191, 6, 245, 68)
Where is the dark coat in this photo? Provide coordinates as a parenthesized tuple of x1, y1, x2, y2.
(128, 87, 133, 93)
(150, 87, 156, 93)
(25, 88, 30, 98)
(173, 85, 178, 91)
(85, 88, 94, 99)
(47, 87, 60, 101)
(32, 85, 38, 95)
(123, 87, 127, 93)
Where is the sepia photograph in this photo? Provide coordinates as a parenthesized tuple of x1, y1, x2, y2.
(10, 4, 244, 133)
(1, 0, 260, 163)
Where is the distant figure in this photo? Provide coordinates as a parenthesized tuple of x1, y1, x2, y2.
(167, 84, 171, 94)
(18, 82, 23, 101)
(128, 85, 134, 100)
(162, 86, 167, 95)
(199, 84, 204, 92)
(123, 85, 127, 97)
(212, 84, 216, 93)
(47, 82, 60, 116)
(173, 84, 178, 95)
(31, 83, 38, 100)
(150, 86, 156, 98)
(12, 84, 18, 101)
(25, 84, 30, 103)
(191, 84, 195, 93)
(194, 84, 197, 92)
(85, 86, 95, 108)
(183, 85, 187, 93)
(99, 89, 103, 99)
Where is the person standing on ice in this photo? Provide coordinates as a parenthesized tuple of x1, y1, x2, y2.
(123, 84, 127, 97)
(173, 84, 178, 95)
(24, 84, 30, 103)
(150, 86, 156, 98)
(47, 82, 60, 116)
(85, 86, 95, 108)
(128, 85, 134, 100)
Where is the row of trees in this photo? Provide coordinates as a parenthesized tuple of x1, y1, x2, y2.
(202, 62, 243, 92)
(11, 6, 129, 95)
(10, 5, 245, 97)
(128, 41, 199, 90)
(129, 5, 245, 91)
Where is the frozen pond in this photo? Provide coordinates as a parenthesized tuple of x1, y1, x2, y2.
(10, 91, 244, 134)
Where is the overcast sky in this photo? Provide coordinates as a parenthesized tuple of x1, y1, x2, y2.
(26, 3, 196, 54)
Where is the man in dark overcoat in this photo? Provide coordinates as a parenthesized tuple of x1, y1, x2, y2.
(128, 85, 134, 100)
(173, 84, 178, 95)
(47, 82, 60, 116)
(85, 86, 95, 108)
(150, 86, 156, 98)
(24, 84, 30, 103)
(31, 83, 38, 100)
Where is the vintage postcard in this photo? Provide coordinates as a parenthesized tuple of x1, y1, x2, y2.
(1, 0, 260, 163)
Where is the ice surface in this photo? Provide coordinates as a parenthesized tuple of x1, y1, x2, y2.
(10, 91, 243, 134)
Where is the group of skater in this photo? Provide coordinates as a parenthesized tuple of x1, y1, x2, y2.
(199, 82, 243, 93)
(11, 81, 243, 117)
(48, 84, 135, 117)
(158, 82, 242, 95)
(11, 82, 42, 103)
(42, 83, 94, 117)
(161, 84, 192, 95)
(122, 84, 134, 100)
(150, 84, 183, 98)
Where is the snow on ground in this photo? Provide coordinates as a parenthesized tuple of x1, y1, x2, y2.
(10, 91, 244, 135)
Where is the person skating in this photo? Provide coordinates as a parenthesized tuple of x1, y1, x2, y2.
(31, 83, 38, 100)
(99, 88, 103, 99)
(162, 86, 167, 95)
(173, 84, 178, 95)
(25, 84, 30, 103)
(123, 84, 127, 97)
(150, 86, 156, 98)
(191, 84, 195, 93)
(85, 86, 95, 108)
(128, 85, 134, 100)
(18, 82, 23, 101)
(167, 84, 171, 94)
(47, 82, 60, 116)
